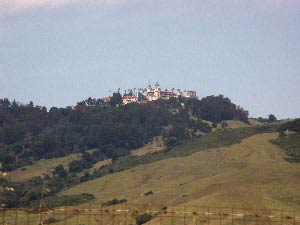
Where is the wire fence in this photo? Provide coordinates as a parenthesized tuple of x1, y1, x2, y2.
(1, 204, 300, 225)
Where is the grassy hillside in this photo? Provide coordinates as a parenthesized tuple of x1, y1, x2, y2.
(271, 132, 300, 163)
(88, 124, 279, 180)
(63, 133, 300, 210)
(7, 153, 81, 182)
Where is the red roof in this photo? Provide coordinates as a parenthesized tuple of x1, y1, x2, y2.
(123, 96, 137, 99)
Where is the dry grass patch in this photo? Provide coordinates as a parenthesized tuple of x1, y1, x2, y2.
(88, 159, 112, 172)
(7, 153, 81, 182)
(131, 136, 165, 156)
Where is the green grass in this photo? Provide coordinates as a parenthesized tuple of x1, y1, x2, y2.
(91, 124, 279, 180)
(271, 133, 300, 163)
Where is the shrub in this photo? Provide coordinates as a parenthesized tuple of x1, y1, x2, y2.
(143, 191, 153, 196)
(43, 217, 60, 224)
(136, 213, 153, 225)
(164, 137, 178, 147)
(102, 198, 127, 207)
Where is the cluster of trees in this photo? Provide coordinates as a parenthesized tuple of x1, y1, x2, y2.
(279, 119, 300, 133)
(0, 94, 250, 171)
(257, 114, 277, 123)
(184, 95, 249, 123)
(0, 163, 98, 208)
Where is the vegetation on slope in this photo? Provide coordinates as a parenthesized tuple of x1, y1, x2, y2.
(0, 95, 249, 171)
(271, 133, 300, 163)
(90, 123, 279, 180)
(271, 119, 300, 163)
(0, 123, 279, 208)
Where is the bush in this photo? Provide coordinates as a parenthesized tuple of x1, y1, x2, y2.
(136, 213, 153, 225)
(164, 137, 178, 147)
(143, 191, 153, 196)
(102, 198, 127, 207)
(221, 122, 228, 129)
(43, 217, 60, 224)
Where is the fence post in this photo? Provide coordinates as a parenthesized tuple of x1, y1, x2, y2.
(27, 209, 30, 225)
(124, 203, 127, 225)
(64, 206, 67, 225)
(243, 209, 246, 225)
(159, 209, 162, 225)
(52, 208, 55, 222)
(208, 207, 210, 225)
(232, 208, 234, 225)
(100, 208, 103, 225)
(112, 205, 115, 225)
(2, 208, 5, 224)
(219, 207, 222, 225)
(171, 207, 174, 225)
(76, 209, 79, 225)
(88, 205, 91, 225)
(15, 208, 18, 225)
(183, 206, 186, 225)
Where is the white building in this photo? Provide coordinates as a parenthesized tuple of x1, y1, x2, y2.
(122, 95, 138, 105)
(186, 91, 197, 98)
(146, 82, 161, 101)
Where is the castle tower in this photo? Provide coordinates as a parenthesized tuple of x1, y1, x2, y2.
(147, 82, 152, 93)
(154, 82, 161, 100)
(146, 82, 154, 101)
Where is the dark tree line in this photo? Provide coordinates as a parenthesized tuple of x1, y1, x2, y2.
(0, 94, 249, 171)
(184, 95, 249, 123)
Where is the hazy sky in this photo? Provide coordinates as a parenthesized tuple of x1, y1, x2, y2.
(1, 0, 299, 118)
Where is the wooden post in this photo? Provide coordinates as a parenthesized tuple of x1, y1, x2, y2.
(100, 209, 103, 225)
(183, 206, 186, 225)
(2, 208, 5, 224)
(208, 207, 210, 225)
(52, 208, 55, 221)
(88, 205, 91, 225)
(243, 209, 246, 225)
(27, 210, 30, 225)
(232, 208, 234, 225)
(112, 205, 115, 225)
(76, 210, 79, 225)
(171, 207, 174, 225)
(219, 207, 222, 225)
(64, 207, 67, 225)
(15, 208, 18, 225)
(124, 203, 127, 225)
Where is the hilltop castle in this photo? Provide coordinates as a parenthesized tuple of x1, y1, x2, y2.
(122, 82, 197, 105)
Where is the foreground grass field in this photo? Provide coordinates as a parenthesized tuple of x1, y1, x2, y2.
(62, 133, 300, 211)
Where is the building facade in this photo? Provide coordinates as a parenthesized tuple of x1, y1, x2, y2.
(121, 82, 197, 105)
(122, 95, 138, 105)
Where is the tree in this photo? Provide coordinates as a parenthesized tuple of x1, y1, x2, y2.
(268, 114, 277, 122)
(193, 95, 249, 123)
(110, 92, 122, 107)
(53, 165, 67, 178)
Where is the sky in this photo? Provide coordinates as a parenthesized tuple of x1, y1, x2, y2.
(0, 0, 299, 119)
